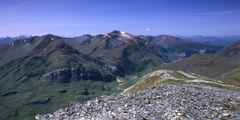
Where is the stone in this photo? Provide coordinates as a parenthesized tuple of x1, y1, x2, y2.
(36, 83, 240, 120)
(223, 113, 230, 117)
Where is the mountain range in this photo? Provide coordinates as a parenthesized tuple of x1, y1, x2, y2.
(0, 35, 32, 45)
(138, 35, 224, 61)
(177, 35, 240, 45)
(160, 39, 240, 86)
(0, 30, 239, 120)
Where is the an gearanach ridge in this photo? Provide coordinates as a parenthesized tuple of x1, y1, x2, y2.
(0, 31, 239, 120)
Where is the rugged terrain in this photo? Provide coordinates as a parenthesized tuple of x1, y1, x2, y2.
(37, 70, 240, 120)
(0, 35, 32, 45)
(62, 30, 166, 75)
(160, 54, 238, 78)
(63, 31, 223, 63)
(138, 35, 224, 61)
(159, 39, 240, 86)
(0, 35, 119, 120)
(217, 39, 240, 63)
(0, 31, 239, 120)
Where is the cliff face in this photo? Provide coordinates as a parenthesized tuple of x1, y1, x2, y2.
(42, 67, 115, 83)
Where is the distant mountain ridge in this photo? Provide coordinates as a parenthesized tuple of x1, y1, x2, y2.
(63, 30, 166, 75)
(177, 35, 240, 45)
(160, 39, 240, 86)
(0, 35, 32, 44)
(138, 35, 224, 61)
(63, 31, 224, 63)
(217, 39, 240, 63)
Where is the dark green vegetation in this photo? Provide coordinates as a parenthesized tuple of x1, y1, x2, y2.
(217, 40, 240, 63)
(0, 31, 238, 119)
(62, 30, 166, 75)
(160, 54, 238, 78)
(160, 39, 240, 86)
(138, 35, 224, 61)
(0, 35, 118, 119)
(0, 80, 119, 120)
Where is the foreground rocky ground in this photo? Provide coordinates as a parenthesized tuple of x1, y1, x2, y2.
(36, 83, 240, 120)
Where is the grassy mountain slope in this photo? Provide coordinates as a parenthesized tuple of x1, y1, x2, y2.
(159, 39, 240, 86)
(0, 35, 119, 120)
(138, 35, 224, 61)
(217, 68, 240, 87)
(217, 39, 240, 63)
(63, 31, 166, 75)
(0, 32, 237, 120)
(123, 70, 240, 94)
(160, 54, 238, 78)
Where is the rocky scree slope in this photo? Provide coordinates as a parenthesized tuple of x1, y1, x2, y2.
(36, 84, 240, 120)
(37, 70, 240, 120)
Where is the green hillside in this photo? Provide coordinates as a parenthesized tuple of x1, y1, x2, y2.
(160, 54, 238, 78)
(138, 35, 224, 61)
(63, 30, 166, 75)
(123, 70, 240, 94)
(0, 35, 118, 120)
(217, 39, 240, 63)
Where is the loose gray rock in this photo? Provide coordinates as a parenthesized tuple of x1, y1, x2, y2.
(36, 83, 240, 120)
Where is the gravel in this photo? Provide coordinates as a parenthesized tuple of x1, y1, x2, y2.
(36, 83, 240, 120)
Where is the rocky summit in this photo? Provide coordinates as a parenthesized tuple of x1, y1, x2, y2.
(36, 83, 240, 120)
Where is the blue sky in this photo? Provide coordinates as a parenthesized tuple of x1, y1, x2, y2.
(0, 0, 240, 37)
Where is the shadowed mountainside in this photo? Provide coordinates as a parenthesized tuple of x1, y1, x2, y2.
(0, 35, 119, 120)
(138, 35, 224, 61)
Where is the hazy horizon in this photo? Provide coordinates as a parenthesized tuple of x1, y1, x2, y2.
(1, 31, 240, 38)
(0, 0, 240, 37)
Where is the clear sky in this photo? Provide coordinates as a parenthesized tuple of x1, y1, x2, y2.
(0, 0, 240, 37)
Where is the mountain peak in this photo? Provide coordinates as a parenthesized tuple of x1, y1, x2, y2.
(104, 30, 134, 40)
